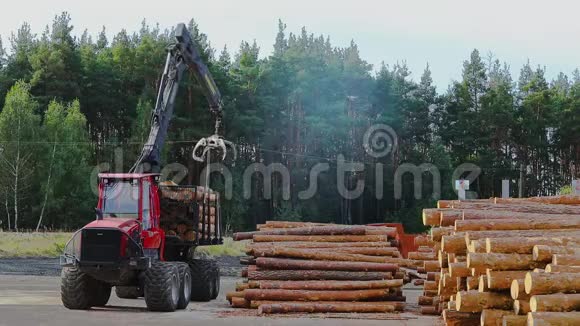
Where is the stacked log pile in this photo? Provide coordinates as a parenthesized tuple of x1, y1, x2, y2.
(159, 185, 219, 241)
(418, 195, 580, 325)
(229, 221, 408, 315)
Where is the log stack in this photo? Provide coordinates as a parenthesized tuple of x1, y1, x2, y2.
(419, 195, 580, 325)
(230, 221, 407, 315)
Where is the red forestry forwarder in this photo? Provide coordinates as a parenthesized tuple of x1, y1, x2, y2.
(60, 23, 235, 312)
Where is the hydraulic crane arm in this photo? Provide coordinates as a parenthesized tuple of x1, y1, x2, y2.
(131, 23, 226, 173)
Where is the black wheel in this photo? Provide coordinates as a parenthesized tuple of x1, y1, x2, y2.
(115, 286, 142, 299)
(143, 262, 180, 312)
(61, 267, 96, 310)
(92, 282, 112, 307)
(188, 259, 214, 301)
(176, 263, 192, 309)
(210, 261, 220, 300)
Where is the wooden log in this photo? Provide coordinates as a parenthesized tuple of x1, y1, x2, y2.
(424, 260, 440, 272)
(326, 247, 400, 256)
(439, 274, 457, 297)
(427, 272, 438, 281)
(423, 208, 443, 226)
(414, 235, 436, 247)
(247, 269, 392, 281)
(533, 245, 580, 262)
(244, 288, 394, 302)
(252, 234, 389, 242)
(438, 250, 449, 268)
(478, 275, 489, 293)
(472, 267, 487, 277)
(231, 297, 251, 308)
(442, 309, 481, 326)
(553, 254, 580, 266)
(423, 280, 437, 291)
(469, 239, 487, 253)
(525, 272, 580, 295)
(442, 234, 468, 254)
(251, 247, 399, 263)
(467, 276, 480, 290)
(409, 251, 438, 260)
(510, 279, 528, 300)
(253, 279, 403, 290)
(445, 202, 580, 215)
(487, 271, 528, 290)
(455, 218, 580, 232)
(440, 210, 464, 227)
(502, 315, 527, 326)
(257, 301, 397, 314)
(448, 299, 456, 310)
(494, 195, 580, 205)
(255, 257, 398, 272)
(365, 226, 397, 237)
(545, 264, 580, 273)
(530, 293, 580, 312)
(249, 300, 406, 311)
(468, 253, 544, 271)
(263, 221, 328, 228)
(526, 311, 580, 325)
(468, 230, 580, 247)
(462, 210, 580, 221)
(439, 199, 496, 208)
(418, 296, 433, 305)
(456, 290, 513, 312)
(441, 272, 453, 287)
(481, 309, 514, 326)
(486, 237, 580, 254)
(234, 225, 369, 240)
(447, 253, 456, 265)
(235, 283, 250, 291)
(431, 227, 454, 242)
(513, 299, 530, 315)
(247, 241, 394, 253)
(226, 291, 245, 303)
(417, 245, 434, 252)
(449, 262, 471, 278)
(420, 306, 439, 315)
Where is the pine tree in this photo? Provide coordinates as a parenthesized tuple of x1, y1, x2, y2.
(273, 19, 288, 57)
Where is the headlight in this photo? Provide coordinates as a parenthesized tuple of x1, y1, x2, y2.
(63, 230, 82, 258)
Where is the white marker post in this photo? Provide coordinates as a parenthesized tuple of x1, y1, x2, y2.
(455, 180, 469, 200)
(573, 180, 580, 195)
(502, 180, 510, 198)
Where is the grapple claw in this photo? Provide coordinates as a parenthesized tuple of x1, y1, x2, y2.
(192, 134, 236, 163)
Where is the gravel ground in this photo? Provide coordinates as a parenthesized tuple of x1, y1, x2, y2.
(0, 256, 243, 277)
(0, 275, 439, 326)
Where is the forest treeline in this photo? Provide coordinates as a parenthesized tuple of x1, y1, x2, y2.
(0, 13, 578, 232)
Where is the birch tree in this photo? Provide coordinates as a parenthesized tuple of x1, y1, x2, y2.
(0, 81, 39, 230)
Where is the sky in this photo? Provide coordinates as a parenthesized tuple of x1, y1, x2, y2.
(1, 0, 579, 91)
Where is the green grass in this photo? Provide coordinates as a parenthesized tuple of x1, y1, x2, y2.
(0, 232, 246, 257)
(0, 232, 72, 257)
(197, 237, 247, 257)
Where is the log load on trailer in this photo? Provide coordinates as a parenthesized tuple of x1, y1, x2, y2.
(59, 23, 233, 312)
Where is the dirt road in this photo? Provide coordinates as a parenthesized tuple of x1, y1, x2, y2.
(0, 275, 439, 326)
